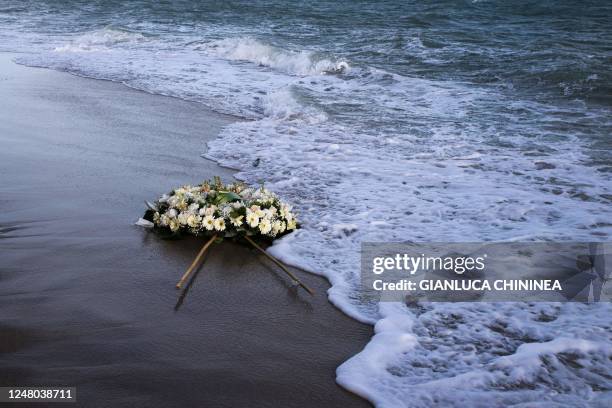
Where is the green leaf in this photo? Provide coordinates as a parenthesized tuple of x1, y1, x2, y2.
(216, 191, 242, 204)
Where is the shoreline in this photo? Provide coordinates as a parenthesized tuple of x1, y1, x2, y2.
(0, 53, 372, 407)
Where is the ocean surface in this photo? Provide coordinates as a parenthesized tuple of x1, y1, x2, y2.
(1, 1, 611, 406)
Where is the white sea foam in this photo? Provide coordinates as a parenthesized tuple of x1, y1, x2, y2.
(337, 302, 612, 407)
(11, 29, 612, 407)
(53, 27, 147, 52)
(200, 37, 350, 76)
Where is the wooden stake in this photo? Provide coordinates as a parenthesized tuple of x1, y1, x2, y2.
(176, 234, 217, 289)
(244, 235, 314, 296)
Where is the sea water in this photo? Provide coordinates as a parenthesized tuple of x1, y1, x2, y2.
(1, 1, 610, 406)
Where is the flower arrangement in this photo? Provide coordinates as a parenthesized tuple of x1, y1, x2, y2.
(139, 177, 312, 295)
(143, 176, 298, 240)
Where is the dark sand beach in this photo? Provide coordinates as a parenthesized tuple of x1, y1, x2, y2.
(0, 54, 371, 407)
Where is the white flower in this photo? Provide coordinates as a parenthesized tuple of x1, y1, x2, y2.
(168, 218, 180, 232)
(167, 208, 178, 219)
(259, 218, 272, 234)
(188, 203, 200, 212)
(287, 219, 297, 230)
(153, 212, 161, 224)
(220, 205, 232, 217)
(187, 214, 201, 228)
(198, 208, 207, 216)
(168, 196, 179, 207)
(241, 188, 255, 198)
(285, 211, 294, 223)
(231, 215, 244, 227)
(249, 205, 264, 218)
(213, 218, 226, 231)
(246, 211, 259, 228)
(202, 215, 215, 231)
(204, 205, 217, 216)
(177, 212, 190, 225)
(176, 199, 188, 210)
(160, 214, 169, 226)
(272, 220, 283, 235)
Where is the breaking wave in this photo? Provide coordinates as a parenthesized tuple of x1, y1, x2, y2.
(199, 37, 350, 76)
(53, 27, 147, 52)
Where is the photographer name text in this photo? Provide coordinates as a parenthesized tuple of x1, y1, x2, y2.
(372, 279, 562, 292)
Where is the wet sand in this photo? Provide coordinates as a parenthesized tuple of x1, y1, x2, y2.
(0, 54, 372, 408)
